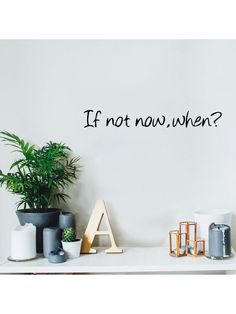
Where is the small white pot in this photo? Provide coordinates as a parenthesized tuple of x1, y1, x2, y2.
(62, 239, 82, 259)
(194, 210, 231, 249)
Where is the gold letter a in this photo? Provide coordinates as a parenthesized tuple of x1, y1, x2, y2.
(81, 200, 123, 254)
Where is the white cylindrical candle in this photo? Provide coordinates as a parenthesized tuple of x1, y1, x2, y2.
(11, 223, 36, 260)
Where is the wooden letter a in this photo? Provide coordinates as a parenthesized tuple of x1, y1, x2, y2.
(81, 200, 123, 254)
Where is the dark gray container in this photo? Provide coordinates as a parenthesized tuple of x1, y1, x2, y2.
(16, 208, 60, 253)
(208, 223, 231, 259)
(59, 211, 76, 230)
(43, 227, 62, 258)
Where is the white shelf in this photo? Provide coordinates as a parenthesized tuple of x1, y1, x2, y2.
(0, 247, 236, 274)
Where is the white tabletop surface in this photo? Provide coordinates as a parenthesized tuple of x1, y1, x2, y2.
(0, 247, 236, 274)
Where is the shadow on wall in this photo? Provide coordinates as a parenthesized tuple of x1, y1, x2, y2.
(58, 168, 124, 248)
(59, 181, 92, 240)
(60, 192, 124, 247)
(59, 169, 122, 247)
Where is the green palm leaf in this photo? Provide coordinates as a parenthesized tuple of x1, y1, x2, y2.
(0, 131, 80, 211)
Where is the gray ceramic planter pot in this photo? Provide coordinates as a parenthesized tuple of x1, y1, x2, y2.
(59, 211, 76, 230)
(16, 208, 60, 254)
(62, 239, 82, 259)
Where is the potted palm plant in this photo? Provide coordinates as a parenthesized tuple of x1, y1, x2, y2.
(0, 131, 80, 253)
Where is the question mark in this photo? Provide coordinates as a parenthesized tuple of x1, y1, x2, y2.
(211, 111, 222, 127)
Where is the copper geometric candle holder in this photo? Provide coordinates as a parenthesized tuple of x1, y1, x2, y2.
(169, 221, 206, 258)
(179, 221, 205, 257)
(169, 230, 187, 257)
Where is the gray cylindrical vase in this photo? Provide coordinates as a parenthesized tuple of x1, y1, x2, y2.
(43, 227, 62, 258)
(59, 212, 76, 230)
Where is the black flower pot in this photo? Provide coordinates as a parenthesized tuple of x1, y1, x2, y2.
(16, 208, 60, 254)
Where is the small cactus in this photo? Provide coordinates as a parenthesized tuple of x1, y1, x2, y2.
(63, 227, 76, 242)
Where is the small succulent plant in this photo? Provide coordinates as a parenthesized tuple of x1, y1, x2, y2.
(63, 227, 76, 242)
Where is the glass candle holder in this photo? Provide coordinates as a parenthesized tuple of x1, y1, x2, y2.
(169, 230, 187, 257)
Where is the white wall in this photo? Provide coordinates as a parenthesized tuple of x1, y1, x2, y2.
(0, 40, 236, 259)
